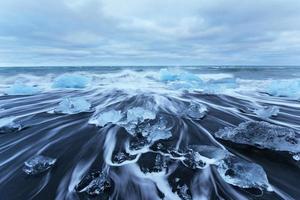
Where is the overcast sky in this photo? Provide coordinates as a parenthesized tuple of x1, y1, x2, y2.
(0, 0, 300, 66)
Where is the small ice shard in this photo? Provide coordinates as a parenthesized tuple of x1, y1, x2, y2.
(183, 102, 207, 119)
(292, 153, 300, 161)
(0, 116, 22, 134)
(214, 121, 300, 154)
(53, 97, 91, 114)
(75, 171, 111, 197)
(113, 152, 137, 164)
(89, 110, 123, 127)
(52, 74, 90, 89)
(23, 155, 56, 175)
(254, 106, 279, 118)
(177, 184, 192, 200)
(216, 155, 272, 191)
(5, 83, 40, 95)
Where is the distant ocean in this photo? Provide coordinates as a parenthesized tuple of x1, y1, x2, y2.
(0, 66, 299, 200)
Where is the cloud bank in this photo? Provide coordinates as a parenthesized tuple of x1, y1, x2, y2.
(0, 0, 300, 66)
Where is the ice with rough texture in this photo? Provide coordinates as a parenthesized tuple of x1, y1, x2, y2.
(52, 74, 90, 89)
(183, 102, 207, 119)
(5, 83, 40, 95)
(266, 80, 300, 99)
(254, 106, 279, 118)
(75, 171, 111, 197)
(0, 116, 22, 134)
(89, 110, 123, 127)
(23, 155, 56, 175)
(177, 184, 192, 200)
(216, 155, 272, 191)
(53, 97, 91, 114)
(182, 145, 228, 169)
(123, 107, 156, 134)
(113, 152, 137, 164)
(292, 153, 300, 161)
(214, 121, 300, 154)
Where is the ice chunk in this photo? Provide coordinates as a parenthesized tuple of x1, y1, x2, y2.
(254, 106, 279, 119)
(129, 117, 172, 150)
(266, 80, 300, 98)
(142, 117, 172, 142)
(113, 152, 137, 164)
(159, 68, 178, 81)
(52, 74, 90, 89)
(182, 146, 228, 169)
(53, 97, 91, 114)
(183, 102, 207, 119)
(123, 107, 156, 134)
(5, 83, 40, 95)
(75, 171, 111, 197)
(214, 121, 300, 154)
(0, 116, 22, 134)
(89, 110, 123, 127)
(216, 155, 272, 191)
(292, 153, 300, 161)
(159, 68, 202, 82)
(126, 107, 156, 124)
(23, 155, 56, 175)
(177, 184, 192, 200)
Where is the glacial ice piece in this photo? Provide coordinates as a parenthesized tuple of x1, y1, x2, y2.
(126, 107, 156, 124)
(183, 102, 207, 119)
(5, 83, 40, 95)
(129, 117, 172, 150)
(266, 80, 300, 99)
(123, 107, 156, 134)
(23, 155, 56, 175)
(254, 106, 279, 119)
(214, 121, 300, 154)
(216, 155, 272, 191)
(159, 68, 202, 82)
(89, 110, 123, 127)
(182, 145, 228, 169)
(52, 74, 90, 89)
(75, 171, 111, 197)
(142, 117, 172, 142)
(113, 152, 137, 164)
(0, 116, 22, 134)
(177, 184, 192, 200)
(292, 153, 300, 161)
(53, 97, 91, 114)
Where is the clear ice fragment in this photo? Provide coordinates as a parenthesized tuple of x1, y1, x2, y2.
(216, 155, 272, 191)
(214, 121, 300, 154)
(0, 116, 22, 134)
(183, 102, 207, 119)
(89, 110, 123, 127)
(23, 155, 56, 175)
(254, 106, 279, 119)
(53, 97, 91, 114)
